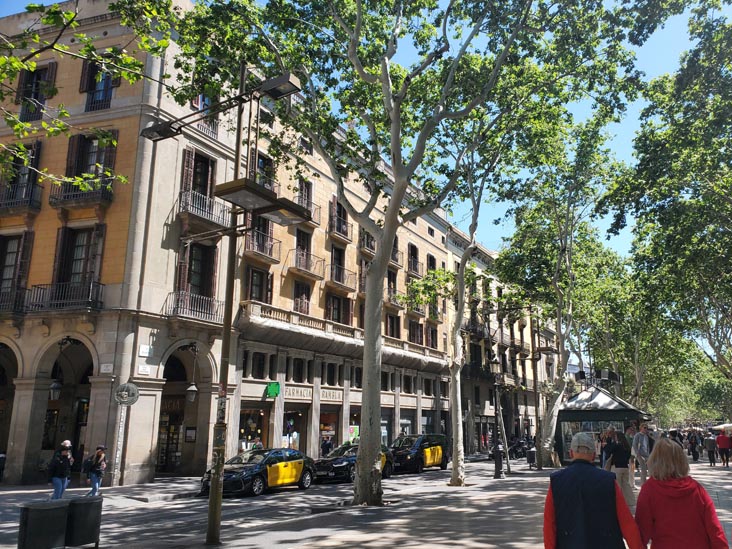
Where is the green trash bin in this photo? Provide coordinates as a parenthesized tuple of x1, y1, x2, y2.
(17, 499, 70, 549)
(66, 495, 103, 548)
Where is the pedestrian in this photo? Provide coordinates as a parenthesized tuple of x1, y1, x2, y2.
(689, 431, 700, 462)
(251, 437, 264, 450)
(704, 432, 718, 467)
(635, 438, 728, 548)
(607, 431, 636, 508)
(543, 432, 644, 549)
(83, 445, 107, 496)
(632, 423, 651, 486)
(715, 430, 730, 468)
(321, 436, 333, 457)
(625, 425, 636, 482)
(47, 444, 72, 500)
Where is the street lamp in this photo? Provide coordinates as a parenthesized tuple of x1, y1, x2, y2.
(141, 67, 305, 545)
(492, 369, 505, 479)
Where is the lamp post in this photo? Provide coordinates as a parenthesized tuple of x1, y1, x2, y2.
(141, 65, 305, 545)
(492, 371, 505, 479)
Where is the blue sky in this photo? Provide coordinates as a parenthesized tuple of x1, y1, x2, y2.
(0, 2, 712, 255)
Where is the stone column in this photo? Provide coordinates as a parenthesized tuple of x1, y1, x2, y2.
(120, 377, 165, 485)
(416, 374, 423, 435)
(433, 376, 442, 434)
(307, 356, 323, 458)
(393, 369, 402, 440)
(5, 378, 51, 484)
(268, 351, 287, 448)
(85, 375, 116, 484)
(244, 350, 253, 379)
(286, 356, 293, 382)
(340, 360, 352, 445)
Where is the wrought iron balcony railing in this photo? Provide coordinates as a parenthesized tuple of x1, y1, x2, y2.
(390, 248, 403, 267)
(26, 281, 104, 311)
(328, 264, 356, 290)
(0, 183, 42, 213)
(385, 288, 405, 307)
(0, 287, 27, 314)
(407, 257, 423, 276)
(244, 230, 281, 261)
(328, 215, 353, 241)
(165, 291, 224, 323)
(289, 250, 325, 279)
(359, 230, 376, 254)
(49, 181, 113, 208)
(178, 190, 231, 227)
(294, 193, 321, 225)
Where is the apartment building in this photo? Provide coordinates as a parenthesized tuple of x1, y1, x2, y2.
(0, 0, 554, 486)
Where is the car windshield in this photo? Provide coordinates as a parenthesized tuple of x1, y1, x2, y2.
(392, 436, 419, 449)
(328, 445, 358, 458)
(225, 450, 267, 465)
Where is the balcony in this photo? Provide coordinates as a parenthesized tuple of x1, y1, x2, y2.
(358, 274, 366, 294)
(287, 250, 325, 280)
(196, 117, 219, 139)
(407, 257, 423, 277)
(253, 171, 280, 195)
(0, 287, 27, 316)
(26, 281, 104, 311)
(49, 181, 113, 210)
(178, 190, 231, 232)
(294, 193, 320, 226)
(326, 264, 356, 292)
(427, 303, 443, 323)
(407, 299, 425, 316)
(165, 291, 224, 323)
(384, 288, 405, 309)
(293, 297, 310, 315)
(389, 248, 403, 268)
(243, 230, 281, 263)
(328, 215, 353, 243)
(359, 230, 376, 256)
(462, 320, 489, 339)
(0, 183, 42, 216)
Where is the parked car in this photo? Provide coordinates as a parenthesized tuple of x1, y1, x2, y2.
(314, 442, 394, 483)
(200, 448, 316, 497)
(391, 433, 449, 473)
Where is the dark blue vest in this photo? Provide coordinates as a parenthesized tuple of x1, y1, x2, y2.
(550, 460, 624, 549)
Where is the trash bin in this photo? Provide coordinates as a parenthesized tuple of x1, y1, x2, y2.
(66, 495, 103, 548)
(18, 499, 70, 549)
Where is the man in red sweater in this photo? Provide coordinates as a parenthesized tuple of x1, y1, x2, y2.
(544, 432, 643, 549)
(716, 431, 731, 467)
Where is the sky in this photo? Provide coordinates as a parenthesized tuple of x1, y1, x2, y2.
(0, 2, 716, 255)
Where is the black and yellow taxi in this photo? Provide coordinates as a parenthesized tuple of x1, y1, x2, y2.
(390, 433, 449, 473)
(200, 448, 316, 497)
(313, 442, 394, 483)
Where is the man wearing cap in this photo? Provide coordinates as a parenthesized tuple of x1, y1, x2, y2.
(544, 432, 643, 549)
(632, 423, 651, 484)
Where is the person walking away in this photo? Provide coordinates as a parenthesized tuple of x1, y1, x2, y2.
(47, 445, 72, 500)
(632, 423, 651, 486)
(635, 438, 728, 548)
(689, 431, 699, 462)
(83, 445, 107, 496)
(607, 432, 636, 508)
(704, 432, 717, 467)
(543, 432, 643, 549)
(320, 436, 333, 457)
(715, 430, 730, 468)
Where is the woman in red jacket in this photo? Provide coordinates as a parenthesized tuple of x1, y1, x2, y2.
(635, 438, 728, 548)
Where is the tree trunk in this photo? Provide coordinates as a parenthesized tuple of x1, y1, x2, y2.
(541, 377, 567, 467)
(449, 363, 465, 486)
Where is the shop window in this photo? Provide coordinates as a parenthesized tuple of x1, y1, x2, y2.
(252, 352, 266, 380)
(293, 358, 305, 383)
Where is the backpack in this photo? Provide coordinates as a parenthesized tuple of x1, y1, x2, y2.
(82, 456, 94, 474)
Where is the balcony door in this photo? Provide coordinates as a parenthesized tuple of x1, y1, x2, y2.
(0, 233, 32, 312)
(50, 225, 105, 307)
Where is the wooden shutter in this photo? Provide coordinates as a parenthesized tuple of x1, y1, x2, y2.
(44, 61, 58, 98)
(15, 231, 34, 288)
(79, 60, 93, 93)
(245, 267, 253, 300)
(208, 245, 218, 297)
(207, 158, 216, 197)
(266, 272, 273, 304)
(14, 69, 30, 104)
(325, 294, 333, 321)
(88, 224, 106, 282)
(176, 242, 190, 292)
(52, 226, 71, 284)
(102, 129, 119, 172)
(23, 140, 43, 186)
(66, 134, 83, 177)
(180, 148, 194, 193)
(346, 298, 354, 326)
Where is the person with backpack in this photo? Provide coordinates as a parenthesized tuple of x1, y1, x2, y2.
(47, 444, 72, 500)
(83, 445, 107, 497)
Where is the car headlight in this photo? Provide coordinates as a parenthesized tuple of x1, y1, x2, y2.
(332, 461, 348, 467)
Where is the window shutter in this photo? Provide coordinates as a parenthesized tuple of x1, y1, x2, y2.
(208, 245, 218, 297)
(176, 242, 190, 292)
(102, 129, 119, 172)
(245, 267, 253, 300)
(266, 272, 273, 304)
(325, 294, 332, 321)
(181, 148, 194, 194)
(66, 135, 83, 177)
(45, 61, 58, 96)
(79, 60, 92, 93)
(14, 69, 30, 104)
(347, 298, 353, 326)
(330, 195, 337, 223)
(27, 140, 42, 186)
(15, 231, 34, 289)
(52, 227, 71, 284)
(88, 224, 106, 282)
(207, 158, 216, 197)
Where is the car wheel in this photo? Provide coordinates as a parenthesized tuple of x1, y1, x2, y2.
(250, 475, 266, 497)
(348, 466, 356, 483)
(382, 462, 393, 479)
(440, 456, 448, 470)
(416, 459, 424, 474)
(299, 469, 313, 490)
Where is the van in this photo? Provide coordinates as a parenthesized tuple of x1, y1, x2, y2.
(390, 433, 449, 473)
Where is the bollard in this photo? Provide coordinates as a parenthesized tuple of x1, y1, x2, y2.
(17, 499, 70, 549)
(66, 495, 103, 548)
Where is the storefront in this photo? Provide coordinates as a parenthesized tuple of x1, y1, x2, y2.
(283, 408, 306, 450)
(239, 408, 269, 451)
(319, 409, 338, 456)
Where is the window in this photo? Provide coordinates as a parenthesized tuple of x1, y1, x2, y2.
(294, 280, 310, 314)
(326, 294, 353, 325)
(259, 106, 274, 129)
(426, 254, 436, 272)
(255, 154, 275, 190)
(297, 178, 312, 207)
(16, 63, 56, 122)
(353, 366, 363, 389)
(0, 233, 32, 311)
(252, 353, 266, 380)
(428, 227, 434, 237)
(425, 325, 438, 349)
(408, 244, 420, 274)
(181, 149, 216, 198)
(326, 363, 337, 386)
(292, 359, 305, 383)
(403, 375, 413, 394)
(474, 386, 480, 407)
(441, 236, 445, 245)
(299, 137, 313, 155)
(381, 371, 389, 391)
(385, 314, 400, 338)
(295, 229, 312, 269)
(330, 198, 349, 237)
(1, 141, 43, 208)
(408, 320, 423, 345)
(65, 132, 118, 187)
(54, 225, 105, 285)
(441, 381, 449, 398)
(423, 378, 433, 396)
(80, 59, 120, 112)
(247, 267, 272, 303)
(177, 243, 217, 297)
(386, 270, 398, 292)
